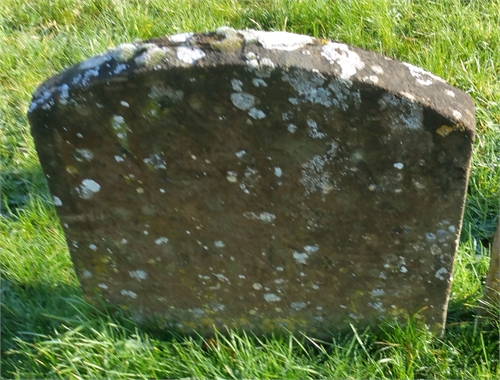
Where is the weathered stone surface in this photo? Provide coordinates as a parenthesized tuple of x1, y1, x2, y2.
(481, 216, 499, 312)
(28, 29, 475, 338)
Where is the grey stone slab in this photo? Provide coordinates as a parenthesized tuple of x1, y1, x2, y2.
(28, 28, 475, 338)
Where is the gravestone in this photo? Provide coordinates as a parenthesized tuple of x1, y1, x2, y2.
(28, 28, 475, 338)
(481, 215, 499, 314)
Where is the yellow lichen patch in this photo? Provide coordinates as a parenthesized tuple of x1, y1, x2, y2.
(387, 306, 409, 319)
(121, 174, 132, 183)
(200, 317, 215, 326)
(66, 165, 78, 174)
(210, 38, 242, 53)
(91, 256, 110, 277)
(238, 317, 250, 326)
(182, 321, 197, 329)
(262, 317, 305, 333)
(436, 125, 453, 137)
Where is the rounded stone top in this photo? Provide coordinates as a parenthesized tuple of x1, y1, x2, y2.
(28, 28, 475, 133)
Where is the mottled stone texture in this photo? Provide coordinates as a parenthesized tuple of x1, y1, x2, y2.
(28, 29, 475, 338)
(482, 216, 499, 312)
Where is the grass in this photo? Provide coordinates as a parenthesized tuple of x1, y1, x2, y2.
(1, 0, 499, 378)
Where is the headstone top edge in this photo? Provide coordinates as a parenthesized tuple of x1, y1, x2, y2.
(28, 28, 475, 132)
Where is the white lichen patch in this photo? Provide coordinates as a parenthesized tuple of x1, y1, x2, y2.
(363, 75, 379, 84)
(368, 302, 385, 313)
(371, 288, 385, 297)
(330, 80, 359, 110)
(292, 251, 308, 264)
(294, 246, 318, 264)
(112, 115, 129, 144)
(403, 62, 445, 86)
(214, 273, 230, 283)
(226, 170, 238, 183)
(304, 245, 319, 253)
(212, 303, 225, 312)
(214, 240, 225, 248)
(300, 154, 334, 196)
(143, 153, 166, 169)
(74, 149, 93, 162)
(435, 267, 448, 280)
(245, 53, 275, 78)
(425, 233, 436, 241)
(445, 90, 455, 97)
(248, 107, 266, 119)
(291, 301, 307, 310)
(321, 43, 365, 80)
(76, 179, 101, 199)
(243, 212, 276, 223)
(115, 64, 129, 75)
(231, 79, 243, 92)
(28, 87, 57, 113)
(112, 43, 139, 62)
(121, 289, 138, 299)
(169, 32, 193, 43)
(371, 65, 384, 74)
(176, 47, 205, 64)
(307, 119, 326, 139)
(155, 237, 169, 245)
(452, 110, 462, 120)
(53, 196, 63, 206)
(251, 30, 313, 51)
(287, 124, 297, 133)
(252, 78, 267, 87)
(230, 92, 256, 110)
(79, 53, 111, 71)
(216, 26, 237, 37)
(235, 150, 246, 158)
(282, 70, 334, 108)
(401, 92, 416, 101)
(79, 67, 101, 86)
(83, 270, 92, 278)
(59, 84, 70, 105)
(135, 45, 169, 67)
(129, 270, 148, 281)
(378, 93, 423, 130)
(253, 283, 263, 290)
(264, 293, 281, 302)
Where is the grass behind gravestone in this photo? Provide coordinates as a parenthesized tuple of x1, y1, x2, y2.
(1, 0, 499, 378)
